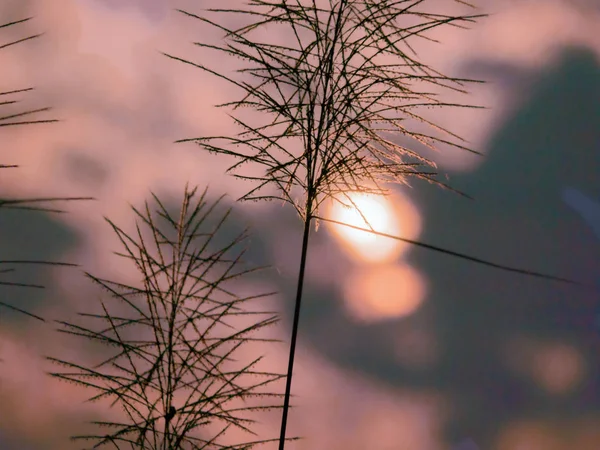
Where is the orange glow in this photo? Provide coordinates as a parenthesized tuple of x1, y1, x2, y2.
(496, 421, 561, 450)
(343, 264, 426, 323)
(531, 343, 586, 395)
(326, 191, 421, 264)
(497, 418, 600, 450)
(503, 337, 586, 395)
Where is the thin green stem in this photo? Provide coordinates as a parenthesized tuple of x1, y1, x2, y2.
(278, 212, 312, 450)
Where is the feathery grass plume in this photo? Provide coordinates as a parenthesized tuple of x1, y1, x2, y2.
(47, 184, 285, 449)
(164, 1, 486, 447)
(165, 1, 595, 447)
(0, 15, 92, 319)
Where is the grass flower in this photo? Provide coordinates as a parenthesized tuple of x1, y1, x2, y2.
(47, 185, 284, 449)
(165, 1, 590, 448)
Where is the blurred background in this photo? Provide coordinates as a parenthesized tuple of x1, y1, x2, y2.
(1, 0, 600, 449)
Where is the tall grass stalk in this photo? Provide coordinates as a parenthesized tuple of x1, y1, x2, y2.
(165, 1, 483, 447)
(47, 185, 284, 449)
(164, 1, 589, 448)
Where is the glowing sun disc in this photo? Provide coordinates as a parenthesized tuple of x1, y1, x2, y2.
(326, 191, 421, 263)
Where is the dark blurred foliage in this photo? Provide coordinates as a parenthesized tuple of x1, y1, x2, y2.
(0, 207, 79, 326)
(0, 429, 36, 450)
(423, 45, 600, 445)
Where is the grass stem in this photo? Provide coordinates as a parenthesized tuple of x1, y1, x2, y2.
(278, 213, 312, 450)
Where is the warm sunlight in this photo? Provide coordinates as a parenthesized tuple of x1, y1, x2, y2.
(326, 191, 421, 264)
(343, 264, 426, 323)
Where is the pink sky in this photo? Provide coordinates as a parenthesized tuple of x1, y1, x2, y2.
(2, 0, 600, 449)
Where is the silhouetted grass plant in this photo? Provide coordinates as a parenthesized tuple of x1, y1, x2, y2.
(0, 15, 91, 320)
(47, 185, 284, 449)
(164, 1, 594, 448)
(164, 1, 486, 447)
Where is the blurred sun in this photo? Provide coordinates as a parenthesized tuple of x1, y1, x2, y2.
(343, 264, 426, 322)
(326, 191, 421, 263)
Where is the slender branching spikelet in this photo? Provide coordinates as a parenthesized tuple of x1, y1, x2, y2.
(0, 15, 90, 318)
(165, 2, 486, 448)
(166, 0, 485, 223)
(47, 185, 284, 449)
(0, 17, 56, 129)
